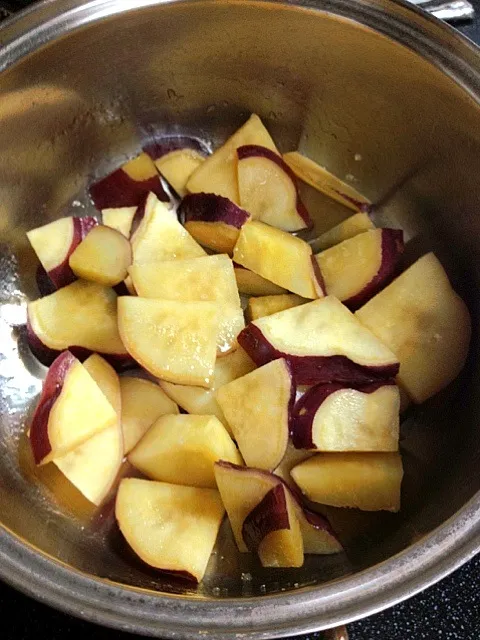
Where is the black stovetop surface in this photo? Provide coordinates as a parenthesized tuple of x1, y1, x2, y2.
(1, 1, 480, 638)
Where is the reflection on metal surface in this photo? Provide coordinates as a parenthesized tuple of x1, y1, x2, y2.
(410, 0, 475, 22)
(0, 0, 479, 638)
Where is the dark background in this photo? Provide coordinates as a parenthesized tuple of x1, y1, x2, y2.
(1, 1, 480, 638)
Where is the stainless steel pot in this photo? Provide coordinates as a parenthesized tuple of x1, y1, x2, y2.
(0, 0, 480, 637)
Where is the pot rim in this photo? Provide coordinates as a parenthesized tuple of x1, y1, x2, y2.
(1, 1, 480, 637)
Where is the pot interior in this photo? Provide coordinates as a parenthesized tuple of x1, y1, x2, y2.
(0, 0, 480, 599)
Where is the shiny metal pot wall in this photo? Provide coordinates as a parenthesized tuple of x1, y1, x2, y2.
(0, 0, 480, 637)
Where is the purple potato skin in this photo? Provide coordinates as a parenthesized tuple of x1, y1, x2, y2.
(178, 193, 250, 229)
(238, 323, 400, 386)
(237, 144, 313, 229)
(29, 350, 76, 464)
(47, 216, 98, 289)
(89, 166, 169, 210)
(343, 229, 404, 310)
(332, 189, 372, 214)
(129, 196, 147, 238)
(291, 380, 396, 449)
(285, 360, 297, 445)
(242, 484, 290, 552)
(311, 255, 326, 296)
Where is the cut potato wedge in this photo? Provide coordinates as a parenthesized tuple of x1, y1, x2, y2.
(233, 221, 322, 299)
(27, 216, 98, 289)
(314, 212, 374, 252)
(69, 225, 132, 287)
(116, 478, 225, 582)
(52, 415, 123, 505)
(53, 354, 123, 505)
(154, 148, 205, 197)
(292, 382, 400, 452)
(214, 461, 294, 553)
(216, 359, 293, 470)
(237, 144, 311, 231)
(129, 254, 240, 306)
(216, 305, 245, 356)
(233, 264, 287, 296)
(315, 229, 404, 309)
(120, 376, 179, 454)
(30, 352, 117, 465)
(186, 114, 278, 203)
(129, 414, 242, 488)
(144, 136, 208, 198)
(242, 483, 304, 568)
(291, 452, 403, 512)
(27, 280, 128, 361)
(102, 207, 137, 238)
(160, 381, 226, 426)
(181, 193, 250, 254)
(247, 294, 306, 321)
(183, 220, 242, 255)
(283, 151, 371, 212)
(131, 192, 205, 264)
(158, 347, 256, 434)
(118, 297, 218, 387)
(214, 461, 340, 559)
(356, 253, 471, 403)
(83, 353, 122, 414)
(46, 360, 117, 459)
(238, 296, 399, 385)
(129, 255, 243, 356)
(299, 508, 344, 555)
